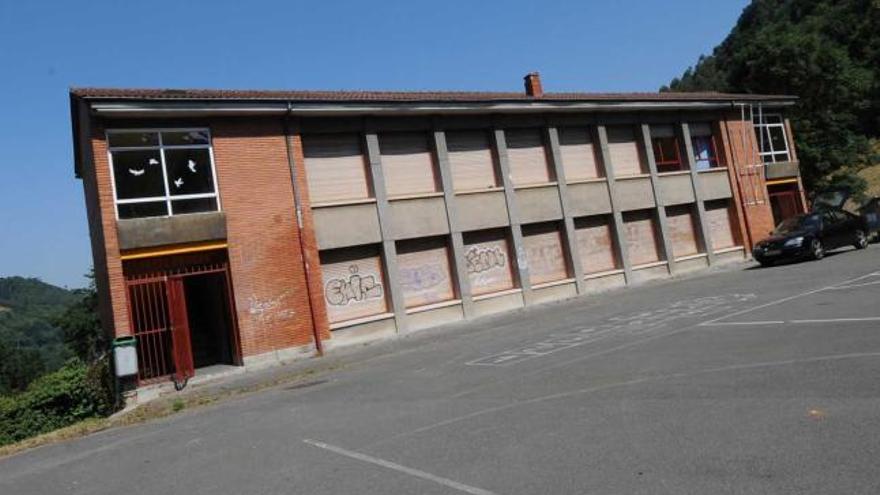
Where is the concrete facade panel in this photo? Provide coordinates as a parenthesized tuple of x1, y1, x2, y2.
(389, 196, 450, 240)
(456, 191, 510, 231)
(567, 181, 613, 216)
(615, 177, 656, 211)
(514, 186, 563, 224)
(658, 174, 695, 206)
(699, 170, 734, 200)
(313, 203, 382, 249)
(116, 212, 227, 251)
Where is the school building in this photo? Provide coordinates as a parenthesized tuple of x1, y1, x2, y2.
(69, 73, 805, 389)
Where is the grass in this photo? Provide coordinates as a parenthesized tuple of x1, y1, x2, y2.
(0, 362, 340, 459)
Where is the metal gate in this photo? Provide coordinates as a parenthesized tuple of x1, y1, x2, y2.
(124, 258, 239, 385)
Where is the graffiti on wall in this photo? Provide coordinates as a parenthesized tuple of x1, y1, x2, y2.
(465, 245, 506, 274)
(324, 265, 384, 306)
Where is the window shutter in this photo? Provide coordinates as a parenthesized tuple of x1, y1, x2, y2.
(574, 215, 619, 274)
(396, 238, 455, 308)
(303, 134, 371, 204)
(380, 132, 440, 197)
(623, 210, 662, 265)
(705, 200, 737, 250)
(559, 127, 602, 181)
(463, 230, 516, 296)
(606, 126, 645, 176)
(505, 129, 552, 186)
(447, 130, 498, 191)
(665, 205, 700, 258)
(522, 223, 568, 285)
(320, 246, 388, 324)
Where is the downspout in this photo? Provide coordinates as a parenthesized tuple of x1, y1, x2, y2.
(283, 102, 324, 356)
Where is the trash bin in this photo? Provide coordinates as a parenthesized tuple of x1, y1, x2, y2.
(112, 336, 138, 378)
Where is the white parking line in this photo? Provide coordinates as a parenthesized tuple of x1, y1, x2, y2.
(699, 271, 880, 327)
(703, 316, 880, 327)
(303, 439, 497, 495)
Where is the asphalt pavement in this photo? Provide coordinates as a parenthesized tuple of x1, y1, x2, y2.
(3, 244, 880, 494)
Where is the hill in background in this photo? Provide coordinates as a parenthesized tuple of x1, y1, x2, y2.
(0, 277, 79, 394)
(664, 0, 880, 199)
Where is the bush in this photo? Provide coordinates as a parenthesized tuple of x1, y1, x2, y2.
(0, 357, 115, 446)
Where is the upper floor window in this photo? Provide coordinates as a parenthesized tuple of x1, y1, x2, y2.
(107, 129, 220, 219)
(650, 125, 684, 173)
(753, 113, 791, 163)
(690, 123, 721, 170)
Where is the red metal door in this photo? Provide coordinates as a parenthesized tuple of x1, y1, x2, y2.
(166, 277, 194, 385)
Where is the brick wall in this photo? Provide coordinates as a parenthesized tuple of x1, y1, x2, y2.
(211, 118, 318, 356)
(719, 113, 776, 248)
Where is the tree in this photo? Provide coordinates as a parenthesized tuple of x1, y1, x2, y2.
(665, 0, 880, 198)
(52, 270, 106, 363)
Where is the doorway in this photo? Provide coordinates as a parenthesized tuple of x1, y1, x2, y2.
(183, 273, 236, 369)
(768, 182, 804, 226)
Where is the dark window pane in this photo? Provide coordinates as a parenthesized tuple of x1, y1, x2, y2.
(769, 127, 787, 154)
(111, 150, 166, 199)
(118, 201, 168, 219)
(692, 136, 715, 170)
(171, 197, 218, 215)
(755, 127, 773, 154)
(773, 152, 790, 163)
(162, 130, 210, 146)
(108, 131, 159, 148)
(164, 148, 215, 196)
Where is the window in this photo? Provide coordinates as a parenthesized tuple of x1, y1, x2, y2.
(521, 222, 569, 285)
(446, 130, 500, 192)
(463, 229, 516, 296)
(107, 129, 219, 219)
(320, 246, 388, 325)
(690, 123, 721, 170)
(623, 210, 663, 266)
(573, 215, 620, 274)
(651, 125, 684, 173)
(753, 113, 791, 163)
(558, 127, 603, 181)
(379, 132, 441, 197)
(303, 133, 372, 204)
(704, 199, 738, 250)
(665, 204, 701, 258)
(396, 237, 456, 308)
(505, 128, 554, 186)
(606, 126, 647, 176)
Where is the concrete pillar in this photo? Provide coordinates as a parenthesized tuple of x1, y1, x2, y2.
(678, 122, 716, 264)
(431, 128, 474, 317)
(363, 130, 408, 332)
(545, 126, 586, 293)
(492, 128, 533, 304)
(638, 123, 676, 274)
(595, 124, 633, 283)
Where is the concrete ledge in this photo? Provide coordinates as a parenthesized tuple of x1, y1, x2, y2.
(583, 271, 626, 293)
(117, 212, 226, 250)
(531, 281, 577, 304)
(765, 161, 800, 180)
(324, 316, 398, 351)
(406, 303, 464, 332)
(674, 255, 709, 274)
(630, 263, 670, 284)
(472, 290, 524, 317)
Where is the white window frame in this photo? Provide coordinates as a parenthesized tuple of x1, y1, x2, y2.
(106, 128, 222, 220)
(752, 113, 791, 164)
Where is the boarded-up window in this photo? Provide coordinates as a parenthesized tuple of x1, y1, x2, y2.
(505, 128, 553, 186)
(320, 246, 388, 324)
(705, 199, 738, 250)
(396, 237, 455, 308)
(522, 223, 569, 285)
(607, 126, 646, 177)
(559, 127, 603, 181)
(463, 229, 516, 296)
(623, 210, 663, 266)
(380, 132, 440, 197)
(665, 205, 701, 258)
(303, 134, 372, 204)
(447, 130, 499, 191)
(574, 215, 619, 274)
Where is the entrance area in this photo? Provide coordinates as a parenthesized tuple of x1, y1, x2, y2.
(123, 249, 241, 385)
(768, 181, 805, 227)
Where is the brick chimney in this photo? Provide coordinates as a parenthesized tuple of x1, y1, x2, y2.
(524, 72, 543, 97)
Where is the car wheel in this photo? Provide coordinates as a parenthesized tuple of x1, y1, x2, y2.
(758, 260, 773, 268)
(854, 230, 868, 249)
(810, 239, 824, 260)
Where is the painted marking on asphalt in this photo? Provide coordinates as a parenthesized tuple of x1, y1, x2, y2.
(303, 439, 497, 495)
(703, 316, 880, 327)
(700, 320, 785, 326)
(698, 271, 880, 327)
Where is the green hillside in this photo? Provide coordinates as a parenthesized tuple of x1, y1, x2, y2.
(664, 0, 880, 198)
(0, 277, 79, 394)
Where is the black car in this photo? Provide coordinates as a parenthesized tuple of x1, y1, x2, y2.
(752, 209, 869, 267)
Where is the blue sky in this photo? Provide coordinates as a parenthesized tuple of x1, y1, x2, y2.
(0, 0, 749, 289)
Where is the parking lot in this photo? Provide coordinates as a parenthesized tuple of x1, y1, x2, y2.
(3, 244, 880, 494)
